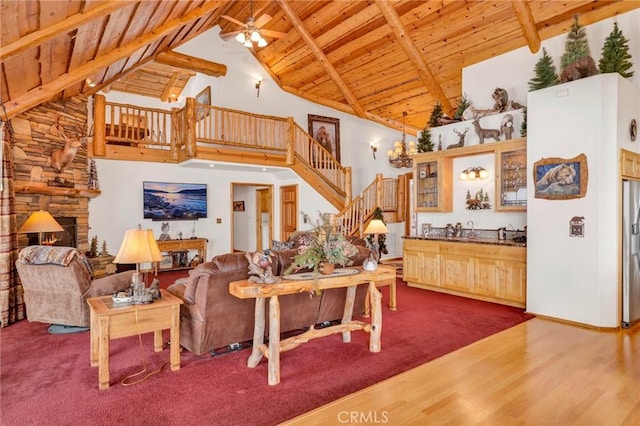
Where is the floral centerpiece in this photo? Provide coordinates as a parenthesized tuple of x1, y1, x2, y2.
(285, 212, 358, 285)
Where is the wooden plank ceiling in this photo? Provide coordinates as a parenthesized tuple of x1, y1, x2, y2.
(1, 0, 637, 133)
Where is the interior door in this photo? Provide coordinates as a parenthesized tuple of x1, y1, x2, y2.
(256, 188, 272, 251)
(280, 184, 298, 241)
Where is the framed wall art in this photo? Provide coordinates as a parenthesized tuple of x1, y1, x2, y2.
(233, 201, 245, 211)
(196, 86, 211, 120)
(533, 153, 588, 200)
(308, 114, 340, 162)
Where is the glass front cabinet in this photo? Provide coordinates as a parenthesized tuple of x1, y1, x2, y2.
(495, 139, 527, 212)
(414, 154, 452, 212)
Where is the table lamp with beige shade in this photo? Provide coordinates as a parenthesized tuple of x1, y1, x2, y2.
(114, 225, 163, 304)
(363, 219, 389, 271)
(18, 210, 64, 245)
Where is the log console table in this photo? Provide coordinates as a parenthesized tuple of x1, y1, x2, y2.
(229, 265, 396, 385)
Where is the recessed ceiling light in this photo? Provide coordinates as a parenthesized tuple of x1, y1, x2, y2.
(209, 164, 215, 168)
(262, 168, 267, 172)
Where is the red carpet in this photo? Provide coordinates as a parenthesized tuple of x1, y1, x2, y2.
(1, 276, 533, 425)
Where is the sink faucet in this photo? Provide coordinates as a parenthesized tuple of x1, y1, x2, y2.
(466, 220, 475, 238)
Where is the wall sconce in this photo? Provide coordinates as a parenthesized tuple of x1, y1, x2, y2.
(459, 166, 489, 180)
(85, 78, 97, 88)
(255, 79, 262, 98)
(369, 142, 378, 159)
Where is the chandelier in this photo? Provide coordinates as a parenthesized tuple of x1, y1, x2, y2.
(387, 111, 417, 168)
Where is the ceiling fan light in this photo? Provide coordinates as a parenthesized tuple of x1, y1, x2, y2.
(235, 32, 246, 43)
(257, 37, 267, 48)
(250, 30, 261, 42)
(244, 38, 253, 48)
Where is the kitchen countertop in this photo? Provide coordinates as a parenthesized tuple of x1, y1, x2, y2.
(403, 235, 526, 248)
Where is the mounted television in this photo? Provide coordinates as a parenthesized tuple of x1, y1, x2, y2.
(143, 181, 207, 220)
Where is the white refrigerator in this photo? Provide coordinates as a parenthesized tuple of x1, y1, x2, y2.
(622, 179, 640, 328)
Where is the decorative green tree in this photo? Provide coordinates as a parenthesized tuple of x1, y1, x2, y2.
(366, 207, 387, 256)
(429, 101, 443, 127)
(520, 107, 527, 137)
(87, 159, 99, 190)
(466, 189, 471, 200)
(529, 48, 559, 91)
(90, 236, 98, 257)
(560, 15, 591, 72)
(417, 124, 433, 152)
(100, 240, 109, 256)
(453, 94, 472, 120)
(599, 22, 634, 78)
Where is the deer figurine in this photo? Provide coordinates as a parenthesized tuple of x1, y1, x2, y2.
(50, 119, 87, 173)
(447, 127, 469, 149)
(471, 111, 501, 144)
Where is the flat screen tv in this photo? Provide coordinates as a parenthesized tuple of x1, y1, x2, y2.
(143, 181, 207, 220)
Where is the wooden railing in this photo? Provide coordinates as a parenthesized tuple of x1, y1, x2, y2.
(102, 101, 173, 150)
(92, 95, 375, 211)
(336, 174, 399, 237)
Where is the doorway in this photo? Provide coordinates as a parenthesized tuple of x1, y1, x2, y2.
(231, 183, 274, 252)
(280, 184, 298, 241)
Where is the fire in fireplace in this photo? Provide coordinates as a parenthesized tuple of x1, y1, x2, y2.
(28, 217, 77, 248)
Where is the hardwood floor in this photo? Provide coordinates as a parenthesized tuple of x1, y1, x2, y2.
(283, 318, 640, 425)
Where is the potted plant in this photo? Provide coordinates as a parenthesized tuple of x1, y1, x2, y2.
(285, 212, 358, 287)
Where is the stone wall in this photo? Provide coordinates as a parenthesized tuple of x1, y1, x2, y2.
(11, 96, 93, 252)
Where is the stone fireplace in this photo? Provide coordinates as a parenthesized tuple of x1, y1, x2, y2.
(11, 96, 96, 254)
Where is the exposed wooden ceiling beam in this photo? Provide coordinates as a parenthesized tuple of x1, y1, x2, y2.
(3, 1, 224, 119)
(0, 0, 131, 62)
(155, 51, 227, 77)
(160, 70, 195, 102)
(277, 0, 367, 118)
(512, 0, 541, 53)
(375, 0, 453, 115)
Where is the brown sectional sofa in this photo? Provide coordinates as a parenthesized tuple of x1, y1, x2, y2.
(167, 236, 372, 356)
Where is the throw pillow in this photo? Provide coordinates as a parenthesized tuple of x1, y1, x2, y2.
(272, 240, 294, 251)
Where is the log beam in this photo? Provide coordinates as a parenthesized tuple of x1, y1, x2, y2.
(277, 0, 367, 118)
(512, 1, 541, 54)
(0, 0, 130, 62)
(155, 51, 227, 77)
(376, 0, 453, 114)
(2, 1, 224, 119)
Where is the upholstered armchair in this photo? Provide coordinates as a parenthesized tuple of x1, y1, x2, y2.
(15, 246, 134, 328)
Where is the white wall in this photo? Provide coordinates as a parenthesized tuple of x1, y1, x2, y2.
(527, 74, 639, 327)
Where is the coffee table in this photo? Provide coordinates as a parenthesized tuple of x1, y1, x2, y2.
(86, 289, 183, 390)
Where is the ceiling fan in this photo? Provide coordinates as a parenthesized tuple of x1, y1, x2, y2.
(219, 1, 286, 48)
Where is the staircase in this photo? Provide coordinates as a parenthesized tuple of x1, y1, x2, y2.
(92, 94, 403, 222)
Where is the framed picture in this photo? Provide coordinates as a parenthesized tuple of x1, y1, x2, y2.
(233, 201, 245, 211)
(308, 114, 340, 162)
(158, 254, 173, 270)
(533, 153, 588, 200)
(196, 86, 211, 120)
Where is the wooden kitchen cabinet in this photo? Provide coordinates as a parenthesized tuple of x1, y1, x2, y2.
(621, 149, 640, 179)
(439, 242, 474, 293)
(495, 138, 527, 211)
(403, 239, 439, 286)
(403, 238, 526, 308)
(413, 155, 453, 212)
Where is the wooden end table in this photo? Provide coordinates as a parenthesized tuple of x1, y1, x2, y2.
(229, 265, 396, 385)
(86, 289, 183, 390)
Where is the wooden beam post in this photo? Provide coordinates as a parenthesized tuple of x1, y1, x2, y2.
(155, 51, 227, 77)
(185, 98, 196, 158)
(3, 1, 224, 119)
(345, 166, 352, 204)
(286, 117, 295, 165)
(277, 0, 367, 118)
(170, 107, 180, 160)
(375, 173, 384, 209)
(512, 1, 541, 54)
(376, 1, 453, 114)
(92, 95, 106, 157)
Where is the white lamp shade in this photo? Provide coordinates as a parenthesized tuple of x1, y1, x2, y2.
(114, 228, 162, 264)
(364, 219, 388, 235)
(18, 211, 63, 234)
